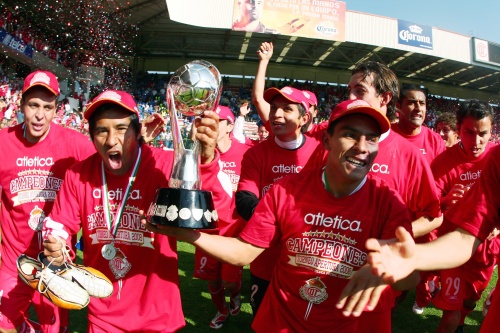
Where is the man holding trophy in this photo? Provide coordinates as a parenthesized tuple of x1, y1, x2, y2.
(42, 61, 228, 332)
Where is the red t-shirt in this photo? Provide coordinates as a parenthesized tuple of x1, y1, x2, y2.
(433, 142, 499, 284)
(302, 129, 441, 316)
(444, 144, 500, 333)
(240, 168, 411, 332)
(217, 138, 251, 234)
(0, 124, 94, 275)
(304, 130, 441, 223)
(238, 136, 321, 280)
(219, 138, 251, 194)
(375, 130, 441, 223)
(48, 145, 223, 332)
(392, 124, 446, 164)
(432, 142, 494, 197)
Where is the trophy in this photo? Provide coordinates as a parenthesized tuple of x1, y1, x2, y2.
(147, 60, 222, 229)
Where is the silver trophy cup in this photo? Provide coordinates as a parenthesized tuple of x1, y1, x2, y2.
(147, 60, 222, 229)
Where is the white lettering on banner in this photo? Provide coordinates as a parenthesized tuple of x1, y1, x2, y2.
(399, 30, 432, 45)
(16, 156, 54, 167)
(292, 254, 353, 278)
(10, 176, 63, 193)
(312, 0, 340, 9)
(88, 211, 144, 231)
(370, 163, 389, 174)
(12, 190, 57, 206)
(286, 237, 367, 268)
(90, 228, 153, 248)
(87, 212, 107, 230)
(120, 211, 145, 230)
(304, 212, 362, 232)
(7, 38, 27, 53)
(271, 164, 303, 173)
(92, 188, 142, 200)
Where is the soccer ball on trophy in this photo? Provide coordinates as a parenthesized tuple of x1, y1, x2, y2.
(168, 60, 222, 116)
(147, 60, 222, 229)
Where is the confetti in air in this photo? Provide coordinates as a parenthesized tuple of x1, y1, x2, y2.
(2, 0, 139, 90)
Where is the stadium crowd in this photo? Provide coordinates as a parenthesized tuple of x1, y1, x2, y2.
(2, 67, 500, 144)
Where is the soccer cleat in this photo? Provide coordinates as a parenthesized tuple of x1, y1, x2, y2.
(412, 301, 424, 315)
(38, 252, 113, 299)
(17, 254, 90, 310)
(39, 235, 114, 299)
(209, 310, 228, 329)
(229, 293, 241, 316)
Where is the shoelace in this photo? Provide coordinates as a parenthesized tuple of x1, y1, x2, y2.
(53, 234, 74, 265)
(38, 256, 58, 295)
(38, 235, 73, 294)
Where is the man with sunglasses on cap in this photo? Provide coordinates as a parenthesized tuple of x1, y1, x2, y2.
(0, 70, 95, 333)
(145, 99, 415, 332)
(41, 89, 223, 332)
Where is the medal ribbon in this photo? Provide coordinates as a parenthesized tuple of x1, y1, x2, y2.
(101, 146, 142, 240)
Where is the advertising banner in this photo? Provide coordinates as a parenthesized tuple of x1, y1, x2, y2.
(0, 29, 34, 58)
(232, 0, 345, 41)
(398, 20, 433, 50)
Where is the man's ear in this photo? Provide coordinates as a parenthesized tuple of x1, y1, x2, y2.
(381, 91, 393, 109)
(300, 112, 311, 128)
(137, 123, 143, 140)
(322, 130, 330, 150)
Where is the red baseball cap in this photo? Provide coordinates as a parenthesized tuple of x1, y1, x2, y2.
(215, 106, 234, 124)
(263, 86, 309, 112)
(22, 70, 60, 96)
(303, 90, 317, 106)
(329, 100, 390, 134)
(84, 90, 139, 120)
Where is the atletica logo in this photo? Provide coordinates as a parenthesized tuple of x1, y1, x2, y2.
(272, 164, 302, 174)
(460, 170, 481, 181)
(222, 161, 237, 168)
(16, 156, 54, 167)
(370, 163, 389, 174)
(92, 188, 142, 200)
(304, 212, 361, 232)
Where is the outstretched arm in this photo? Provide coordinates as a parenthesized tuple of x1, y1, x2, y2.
(252, 42, 273, 124)
(337, 264, 420, 317)
(367, 226, 480, 285)
(412, 215, 443, 238)
(143, 215, 264, 266)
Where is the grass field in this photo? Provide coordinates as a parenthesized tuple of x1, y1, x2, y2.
(41, 241, 497, 333)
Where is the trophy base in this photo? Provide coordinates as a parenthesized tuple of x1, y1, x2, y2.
(147, 188, 218, 229)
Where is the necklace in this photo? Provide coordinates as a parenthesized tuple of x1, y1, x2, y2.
(100, 146, 142, 260)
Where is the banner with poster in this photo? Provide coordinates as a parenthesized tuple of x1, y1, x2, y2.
(231, 0, 345, 41)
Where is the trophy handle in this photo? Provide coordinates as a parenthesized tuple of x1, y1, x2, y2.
(167, 86, 202, 190)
